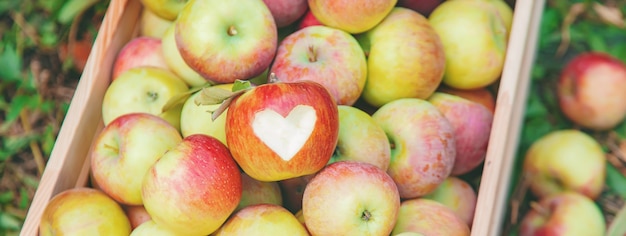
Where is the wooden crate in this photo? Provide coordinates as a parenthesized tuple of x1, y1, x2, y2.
(19, 0, 543, 235)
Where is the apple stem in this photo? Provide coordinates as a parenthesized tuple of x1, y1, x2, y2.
(268, 72, 279, 83)
(104, 143, 118, 153)
(227, 25, 238, 36)
(361, 210, 372, 221)
(307, 45, 317, 63)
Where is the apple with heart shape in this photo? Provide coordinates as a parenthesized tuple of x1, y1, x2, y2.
(123, 205, 152, 230)
(213, 204, 309, 235)
(175, 0, 278, 84)
(422, 176, 477, 227)
(438, 85, 496, 114)
(90, 112, 182, 206)
(330, 105, 391, 171)
(225, 80, 339, 182)
(392, 198, 470, 235)
(298, 9, 323, 29)
(129, 220, 180, 236)
(523, 129, 606, 200)
(357, 7, 446, 108)
(142, 134, 242, 235)
(161, 24, 208, 88)
(278, 174, 314, 213)
(39, 188, 131, 236)
(139, 0, 188, 21)
(372, 98, 456, 199)
(270, 25, 367, 105)
(518, 191, 606, 236)
(262, 0, 308, 28)
(101, 67, 189, 131)
(429, 0, 508, 89)
(235, 172, 283, 212)
(308, 0, 397, 34)
(139, 7, 173, 38)
(557, 52, 626, 130)
(180, 83, 234, 145)
(111, 37, 171, 81)
(302, 161, 401, 236)
(396, 0, 443, 16)
(428, 92, 493, 175)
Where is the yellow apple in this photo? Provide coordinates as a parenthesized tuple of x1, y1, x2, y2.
(140, 0, 188, 21)
(161, 24, 209, 87)
(213, 204, 309, 236)
(139, 7, 173, 38)
(179, 83, 234, 144)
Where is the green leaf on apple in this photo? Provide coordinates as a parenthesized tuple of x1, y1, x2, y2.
(161, 84, 211, 114)
(231, 79, 253, 92)
(192, 79, 254, 121)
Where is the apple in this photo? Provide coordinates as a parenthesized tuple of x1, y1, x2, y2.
(142, 134, 242, 235)
(180, 83, 234, 144)
(438, 85, 496, 114)
(129, 220, 180, 236)
(161, 24, 208, 88)
(175, 0, 278, 84)
(225, 81, 339, 182)
(557, 52, 626, 130)
(298, 9, 323, 29)
(357, 7, 446, 108)
(308, 0, 397, 34)
(477, 0, 514, 37)
(90, 113, 183, 205)
(294, 209, 307, 229)
(518, 192, 606, 236)
(124, 205, 152, 230)
(396, 0, 443, 16)
(39, 188, 131, 236)
(330, 105, 391, 171)
(302, 161, 400, 236)
(429, 0, 508, 89)
(428, 92, 493, 175)
(523, 129, 606, 200)
(213, 204, 309, 235)
(372, 98, 456, 199)
(270, 25, 367, 105)
(139, 0, 188, 21)
(139, 7, 173, 38)
(392, 198, 470, 235)
(111, 37, 171, 80)
(101, 67, 189, 131)
(236, 172, 283, 212)
(422, 176, 478, 227)
(278, 174, 314, 213)
(263, 0, 308, 27)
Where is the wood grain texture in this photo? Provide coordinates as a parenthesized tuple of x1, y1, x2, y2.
(20, 0, 141, 235)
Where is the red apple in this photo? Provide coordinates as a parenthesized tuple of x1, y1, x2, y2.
(270, 25, 368, 105)
(397, 0, 443, 16)
(392, 198, 470, 235)
(141, 134, 242, 235)
(438, 86, 496, 114)
(213, 204, 309, 235)
(558, 52, 626, 130)
(225, 81, 339, 182)
(422, 176, 478, 227)
(112, 37, 170, 80)
(308, 0, 397, 34)
(298, 9, 323, 29)
(278, 174, 314, 213)
(519, 192, 606, 236)
(263, 0, 309, 27)
(302, 161, 401, 236)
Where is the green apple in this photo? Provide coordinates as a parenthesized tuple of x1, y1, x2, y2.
(39, 188, 131, 236)
(139, 0, 188, 21)
(235, 172, 283, 212)
(308, 0, 397, 34)
(161, 24, 209, 88)
(357, 7, 446, 107)
(392, 198, 470, 235)
(302, 161, 400, 236)
(175, 0, 278, 84)
(330, 105, 391, 171)
(90, 113, 182, 206)
(270, 25, 367, 105)
(523, 129, 606, 200)
(429, 0, 508, 89)
(101, 67, 189, 131)
(179, 83, 234, 144)
(213, 204, 309, 235)
(519, 192, 606, 236)
(372, 98, 456, 199)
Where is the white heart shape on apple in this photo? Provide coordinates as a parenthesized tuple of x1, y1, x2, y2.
(252, 105, 317, 161)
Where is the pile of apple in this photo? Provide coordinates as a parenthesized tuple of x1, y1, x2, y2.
(38, 0, 513, 235)
(516, 52, 626, 236)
